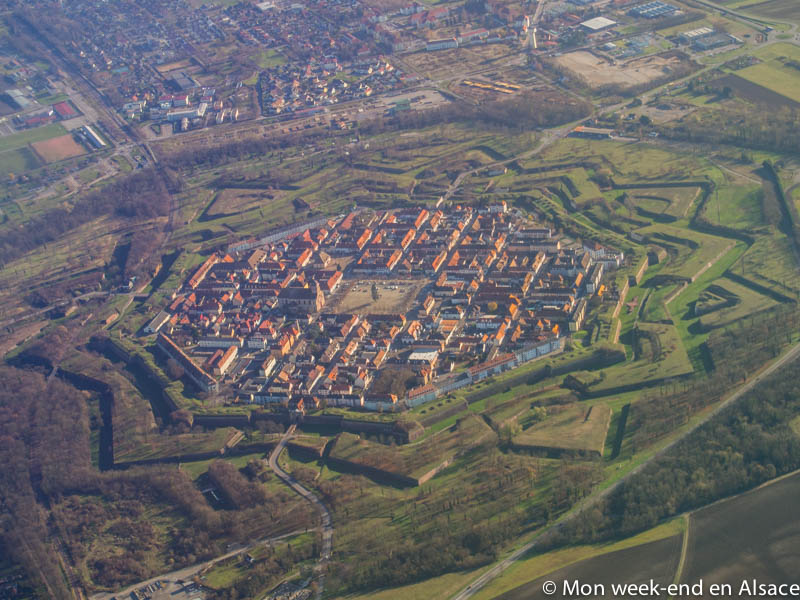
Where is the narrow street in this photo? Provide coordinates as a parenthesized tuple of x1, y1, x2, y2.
(267, 425, 334, 599)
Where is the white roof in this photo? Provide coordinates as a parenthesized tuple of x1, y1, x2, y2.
(682, 26, 713, 38)
(580, 16, 617, 30)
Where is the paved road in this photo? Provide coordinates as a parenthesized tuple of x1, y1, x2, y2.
(89, 529, 308, 600)
(451, 338, 800, 600)
(267, 425, 334, 599)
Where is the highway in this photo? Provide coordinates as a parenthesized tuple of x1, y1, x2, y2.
(267, 425, 334, 599)
(451, 337, 800, 600)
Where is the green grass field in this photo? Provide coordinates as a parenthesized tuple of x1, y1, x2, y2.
(256, 49, 287, 68)
(734, 44, 800, 102)
(594, 323, 693, 391)
(697, 276, 778, 329)
(627, 186, 701, 219)
(701, 182, 763, 229)
(470, 517, 687, 600)
(637, 224, 734, 280)
(0, 123, 68, 151)
(537, 139, 714, 182)
(0, 146, 41, 178)
(512, 403, 611, 454)
(0, 123, 68, 177)
(735, 231, 800, 298)
(330, 414, 496, 481)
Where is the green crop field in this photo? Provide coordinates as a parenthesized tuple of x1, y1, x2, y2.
(737, 62, 800, 104)
(734, 0, 800, 22)
(732, 44, 800, 103)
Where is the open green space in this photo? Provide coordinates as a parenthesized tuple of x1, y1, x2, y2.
(0, 123, 67, 151)
(701, 181, 762, 229)
(512, 403, 611, 455)
(734, 232, 800, 298)
(256, 49, 287, 68)
(697, 276, 779, 329)
(0, 146, 41, 178)
(471, 517, 686, 600)
(329, 414, 496, 482)
(636, 224, 733, 280)
(595, 322, 693, 391)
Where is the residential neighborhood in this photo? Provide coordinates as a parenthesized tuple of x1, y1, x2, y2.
(150, 202, 616, 414)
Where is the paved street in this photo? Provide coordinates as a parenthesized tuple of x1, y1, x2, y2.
(267, 425, 334, 598)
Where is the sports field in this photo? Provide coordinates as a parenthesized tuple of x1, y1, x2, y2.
(0, 123, 68, 176)
(0, 146, 41, 177)
(31, 134, 87, 163)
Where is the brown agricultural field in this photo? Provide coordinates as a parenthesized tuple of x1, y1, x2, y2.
(711, 74, 800, 109)
(31, 134, 87, 163)
(678, 471, 800, 593)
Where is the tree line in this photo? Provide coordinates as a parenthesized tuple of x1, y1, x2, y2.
(0, 363, 314, 596)
(0, 168, 171, 267)
(557, 347, 800, 544)
(626, 304, 800, 452)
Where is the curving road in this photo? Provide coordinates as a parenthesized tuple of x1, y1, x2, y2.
(89, 528, 308, 600)
(267, 425, 333, 599)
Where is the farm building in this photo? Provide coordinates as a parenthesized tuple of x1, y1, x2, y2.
(569, 125, 614, 139)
